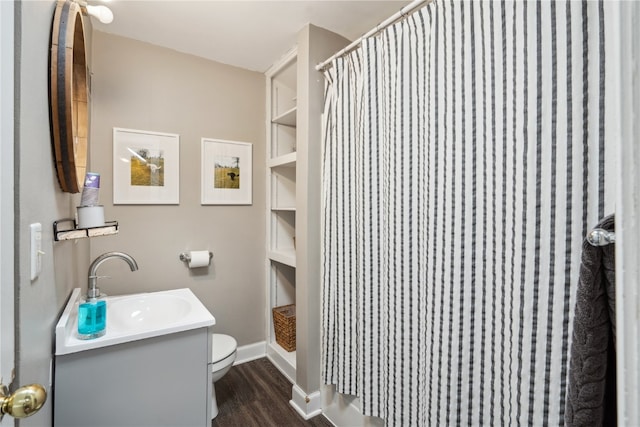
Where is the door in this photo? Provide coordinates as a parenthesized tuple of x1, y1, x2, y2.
(0, 1, 14, 427)
(0, 1, 15, 425)
(0, 0, 15, 391)
(0, 4, 46, 423)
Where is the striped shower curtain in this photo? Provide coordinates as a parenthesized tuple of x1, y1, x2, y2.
(321, 1, 606, 425)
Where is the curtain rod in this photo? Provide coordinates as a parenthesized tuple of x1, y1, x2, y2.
(315, 0, 430, 71)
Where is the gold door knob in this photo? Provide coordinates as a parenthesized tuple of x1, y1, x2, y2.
(0, 384, 46, 419)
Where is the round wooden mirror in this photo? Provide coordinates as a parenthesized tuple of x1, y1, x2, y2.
(50, 0, 88, 193)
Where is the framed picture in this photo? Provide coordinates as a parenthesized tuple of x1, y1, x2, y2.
(113, 128, 180, 204)
(201, 138, 252, 205)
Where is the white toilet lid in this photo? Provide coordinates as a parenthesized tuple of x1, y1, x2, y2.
(212, 334, 237, 362)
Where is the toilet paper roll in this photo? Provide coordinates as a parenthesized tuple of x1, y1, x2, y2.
(188, 251, 210, 268)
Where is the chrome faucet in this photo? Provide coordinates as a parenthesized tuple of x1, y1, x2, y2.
(87, 252, 139, 298)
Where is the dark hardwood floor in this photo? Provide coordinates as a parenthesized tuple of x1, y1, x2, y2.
(211, 358, 334, 427)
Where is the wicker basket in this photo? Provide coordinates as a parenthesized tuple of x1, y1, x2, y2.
(272, 304, 296, 352)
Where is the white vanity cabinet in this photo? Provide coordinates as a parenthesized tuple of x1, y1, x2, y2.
(53, 288, 215, 426)
(54, 327, 212, 427)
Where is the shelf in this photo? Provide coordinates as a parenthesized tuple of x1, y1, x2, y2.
(268, 152, 297, 168)
(268, 250, 296, 268)
(53, 219, 119, 241)
(272, 107, 297, 127)
(270, 341, 296, 365)
(271, 207, 296, 212)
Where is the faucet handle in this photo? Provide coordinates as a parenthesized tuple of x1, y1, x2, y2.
(88, 275, 111, 280)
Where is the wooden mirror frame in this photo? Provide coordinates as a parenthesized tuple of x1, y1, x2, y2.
(50, 0, 88, 193)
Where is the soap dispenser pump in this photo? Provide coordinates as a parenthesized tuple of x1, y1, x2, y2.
(78, 252, 139, 340)
(77, 293, 106, 340)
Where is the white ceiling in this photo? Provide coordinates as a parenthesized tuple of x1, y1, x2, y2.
(90, 0, 412, 73)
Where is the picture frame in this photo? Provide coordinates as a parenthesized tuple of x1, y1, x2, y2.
(201, 138, 252, 205)
(113, 127, 180, 204)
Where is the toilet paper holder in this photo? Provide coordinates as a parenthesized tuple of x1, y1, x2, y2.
(179, 251, 213, 263)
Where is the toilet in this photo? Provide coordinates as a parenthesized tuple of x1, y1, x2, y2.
(210, 333, 237, 419)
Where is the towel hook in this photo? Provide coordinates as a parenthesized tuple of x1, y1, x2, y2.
(587, 228, 615, 246)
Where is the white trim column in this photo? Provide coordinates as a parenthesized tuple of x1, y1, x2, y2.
(612, 1, 640, 426)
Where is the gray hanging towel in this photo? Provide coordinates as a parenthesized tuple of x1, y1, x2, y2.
(566, 214, 616, 427)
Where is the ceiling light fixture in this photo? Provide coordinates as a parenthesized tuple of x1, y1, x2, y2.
(74, 0, 114, 24)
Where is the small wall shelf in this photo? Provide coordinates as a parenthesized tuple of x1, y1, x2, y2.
(268, 250, 296, 268)
(267, 152, 297, 168)
(272, 107, 297, 127)
(53, 219, 119, 241)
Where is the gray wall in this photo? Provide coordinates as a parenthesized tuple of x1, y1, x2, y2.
(16, 1, 89, 425)
(88, 32, 266, 346)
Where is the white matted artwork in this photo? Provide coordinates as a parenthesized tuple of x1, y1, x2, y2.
(201, 138, 252, 205)
(113, 127, 180, 204)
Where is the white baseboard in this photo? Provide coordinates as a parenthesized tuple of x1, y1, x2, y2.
(290, 384, 322, 420)
(233, 340, 266, 365)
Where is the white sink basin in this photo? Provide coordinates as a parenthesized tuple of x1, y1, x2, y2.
(109, 293, 191, 331)
(55, 288, 215, 355)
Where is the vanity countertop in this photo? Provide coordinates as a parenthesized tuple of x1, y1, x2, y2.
(55, 287, 215, 355)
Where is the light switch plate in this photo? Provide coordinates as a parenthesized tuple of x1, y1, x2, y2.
(30, 223, 42, 280)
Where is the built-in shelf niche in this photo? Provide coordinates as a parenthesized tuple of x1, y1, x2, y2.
(271, 165, 296, 209)
(270, 261, 295, 306)
(269, 209, 295, 267)
(270, 58, 297, 159)
(267, 49, 298, 367)
(271, 124, 296, 158)
(268, 260, 296, 376)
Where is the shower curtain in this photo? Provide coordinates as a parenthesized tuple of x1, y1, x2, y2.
(321, 1, 606, 425)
